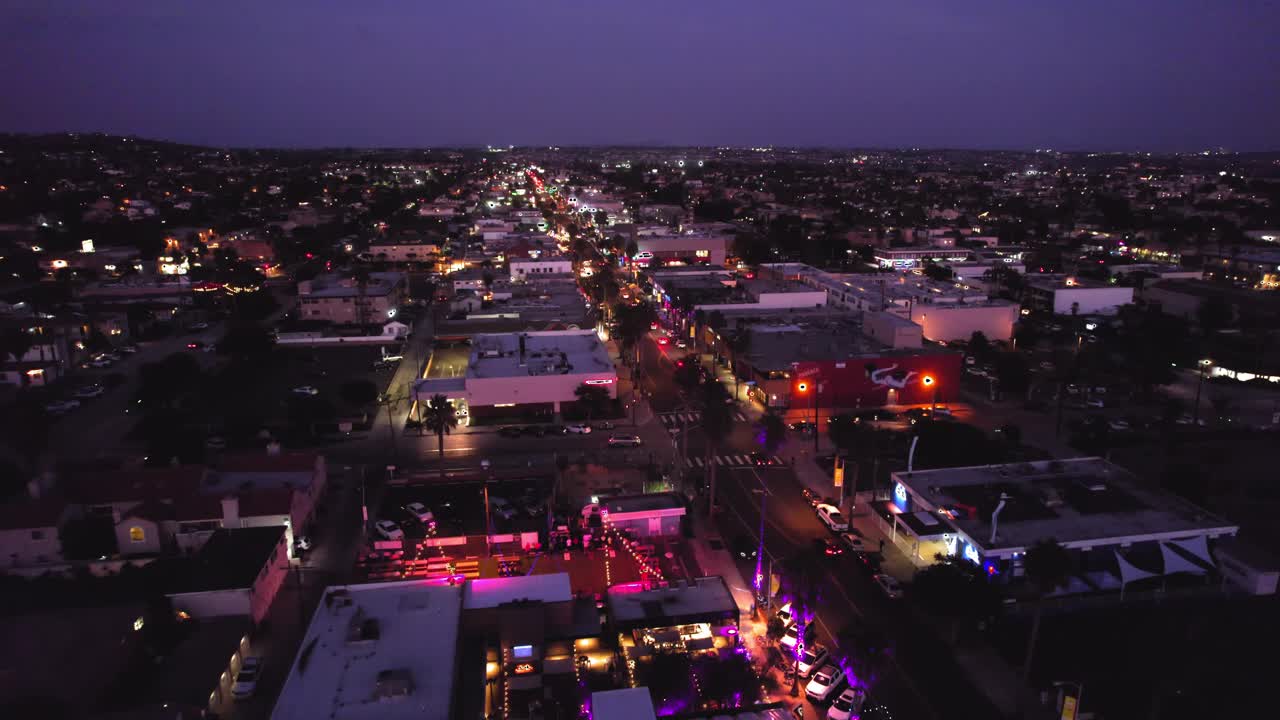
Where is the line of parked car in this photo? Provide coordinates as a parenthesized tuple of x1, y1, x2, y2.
(802, 488, 902, 599)
(497, 421, 618, 437)
(771, 602, 870, 717)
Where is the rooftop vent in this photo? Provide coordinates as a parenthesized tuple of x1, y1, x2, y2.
(347, 614, 380, 644)
(373, 669, 415, 701)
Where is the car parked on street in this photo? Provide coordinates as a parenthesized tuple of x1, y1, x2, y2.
(72, 384, 105, 399)
(374, 520, 404, 541)
(403, 502, 436, 527)
(827, 687, 867, 720)
(805, 664, 846, 703)
(566, 423, 592, 434)
(291, 385, 320, 396)
(499, 426, 523, 438)
(796, 643, 829, 679)
(816, 504, 849, 532)
(872, 573, 903, 599)
(45, 399, 80, 414)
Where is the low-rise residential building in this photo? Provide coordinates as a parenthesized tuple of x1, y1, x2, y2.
(634, 232, 730, 268)
(298, 272, 407, 325)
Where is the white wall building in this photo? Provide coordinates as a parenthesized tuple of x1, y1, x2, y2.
(412, 330, 617, 417)
(1024, 276, 1134, 316)
(509, 257, 573, 282)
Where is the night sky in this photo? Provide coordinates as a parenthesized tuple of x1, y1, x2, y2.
(2, 1, 1277, 151)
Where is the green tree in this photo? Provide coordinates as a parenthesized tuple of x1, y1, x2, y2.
(700, 380, 734, 513)
(910, 554, 1001, 643)
(422, 394, 458, 480)
(756, 410, 787, 457)
(968, 331, 991, 359)
(1020, 539, 1072, 683)
(781, 549, 824, 694)
(573, 383, 610, 424)
(217, 324, 275, 363)
(1197, 294, 1233, 333)
(339, 380, 379, 409)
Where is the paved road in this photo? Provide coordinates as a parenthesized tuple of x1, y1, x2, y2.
(711, 462, 1003, 720)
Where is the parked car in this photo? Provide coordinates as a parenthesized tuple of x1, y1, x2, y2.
(205, 436, 228, 451)
(118, 344, 139, 354)
(292, 385, 320, 396)
(490, 497, 517, 521)
(1085, 398, 1105, 408)
(872, 573, 903, 599)
(607, 433, 642, 447)
(594, 420, 616, 431)
(189, 322, 210, 331)
(185, 341, 205, 352)
(45, 399, 80, 414)
(499, 426, 523, 438)
(827, 687, 867, 720)
(840, 533, 867, 552)
(523, 425, 547, 437)
(789, 421, 816, 433)
(72, 384, 105, 399)
(781, 623, 803, 649)
(403, 502, 436, 527)
(796, 643, 829, 679)
(231, 657, 262, 699)
(374, 520, 404, 541)
(1108, 419, 1131, 432)
(816, 538, 844, 557)
(805, 664, 846, 703)
(816, 504, 849, 532)
(566, 423, 593, 434)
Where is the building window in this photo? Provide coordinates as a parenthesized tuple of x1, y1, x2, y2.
(129, 526, 146, 543)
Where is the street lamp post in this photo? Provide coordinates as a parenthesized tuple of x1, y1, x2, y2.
(1193, 358, 1213, 424)
(923, 374, 937, 412)
(797, 380, 820, 452)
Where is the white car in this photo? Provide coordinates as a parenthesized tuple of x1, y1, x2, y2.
(1108, 419, 1131, 432)
(805, 664, 846, 703)
(816, 504, 849, 532)
(873, 573, 903, 599)
(797, 643, 829, 679)
(403, 502, 435, 526)
(607, 433, 642, 448)
(781, 622, 803, 649)
(827, 687, 867, 720)
(44, 399, 81, 414)
(292, 385, 320, 396)
(232, 656, 262, 699)
(566, 423, 593, 434)
(374, 520, 404, 541)
(490, 497, 517, 521)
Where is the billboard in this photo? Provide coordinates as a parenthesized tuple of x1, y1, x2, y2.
(791, 352, 961, 408)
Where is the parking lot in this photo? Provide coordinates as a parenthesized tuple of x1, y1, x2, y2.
(377, 474, 557, 539)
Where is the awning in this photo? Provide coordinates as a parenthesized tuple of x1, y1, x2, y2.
(648, 629, 680, 645)
(1114, 550, 1160, 586)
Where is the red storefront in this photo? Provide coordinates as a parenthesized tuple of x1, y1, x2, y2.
(790, 351, 962, 409)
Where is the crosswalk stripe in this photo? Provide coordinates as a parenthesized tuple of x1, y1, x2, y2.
(773, 456, 783, 465)
(693, 457, 704, 467)
(715, 456, 726, 466)
(735, 455, 749, 465)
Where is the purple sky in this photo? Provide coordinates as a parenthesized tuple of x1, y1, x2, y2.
(2, 1, 1277, 150)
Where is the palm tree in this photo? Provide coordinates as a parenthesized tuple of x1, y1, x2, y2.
(1021, 539, 1072, 684)
(352, 266, 372, 326)
(700, 380, 734, 514)
(573, 383, 610, 424)
(756, 410, 786, 459)
(422, 394, 458, 480)
(781, 549, 824, 695)
(728, 330, 752, 398)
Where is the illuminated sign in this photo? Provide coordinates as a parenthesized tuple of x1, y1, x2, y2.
(892, 483, 909, 512)
(943, 534, 958, 556)
(512, 645, 533, 658)
(962, 542, 981, 565)
(584, 378, 614, 385)
(513, 663, 535, 675)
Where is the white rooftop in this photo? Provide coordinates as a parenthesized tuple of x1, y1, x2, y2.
(271, 580, 463, 720)
(592, 687, 658, 720)
(607, 576, 737, 625)
(893, 458, 1237, 556)
(468, 330, 613, 379)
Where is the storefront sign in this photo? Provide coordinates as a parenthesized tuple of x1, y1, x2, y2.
(892, 483, 910, 512)
(962, 541, 981, 565)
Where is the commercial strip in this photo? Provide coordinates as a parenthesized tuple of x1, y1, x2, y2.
(272, 573, 745, 720)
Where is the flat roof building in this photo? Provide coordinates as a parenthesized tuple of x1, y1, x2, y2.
(272, 580, 465, 720)
(298, 272, 407, 326)
(413, 329, 616, 420)
(1023, 275, 1134, 316)
(886, 458, 1237, 595)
